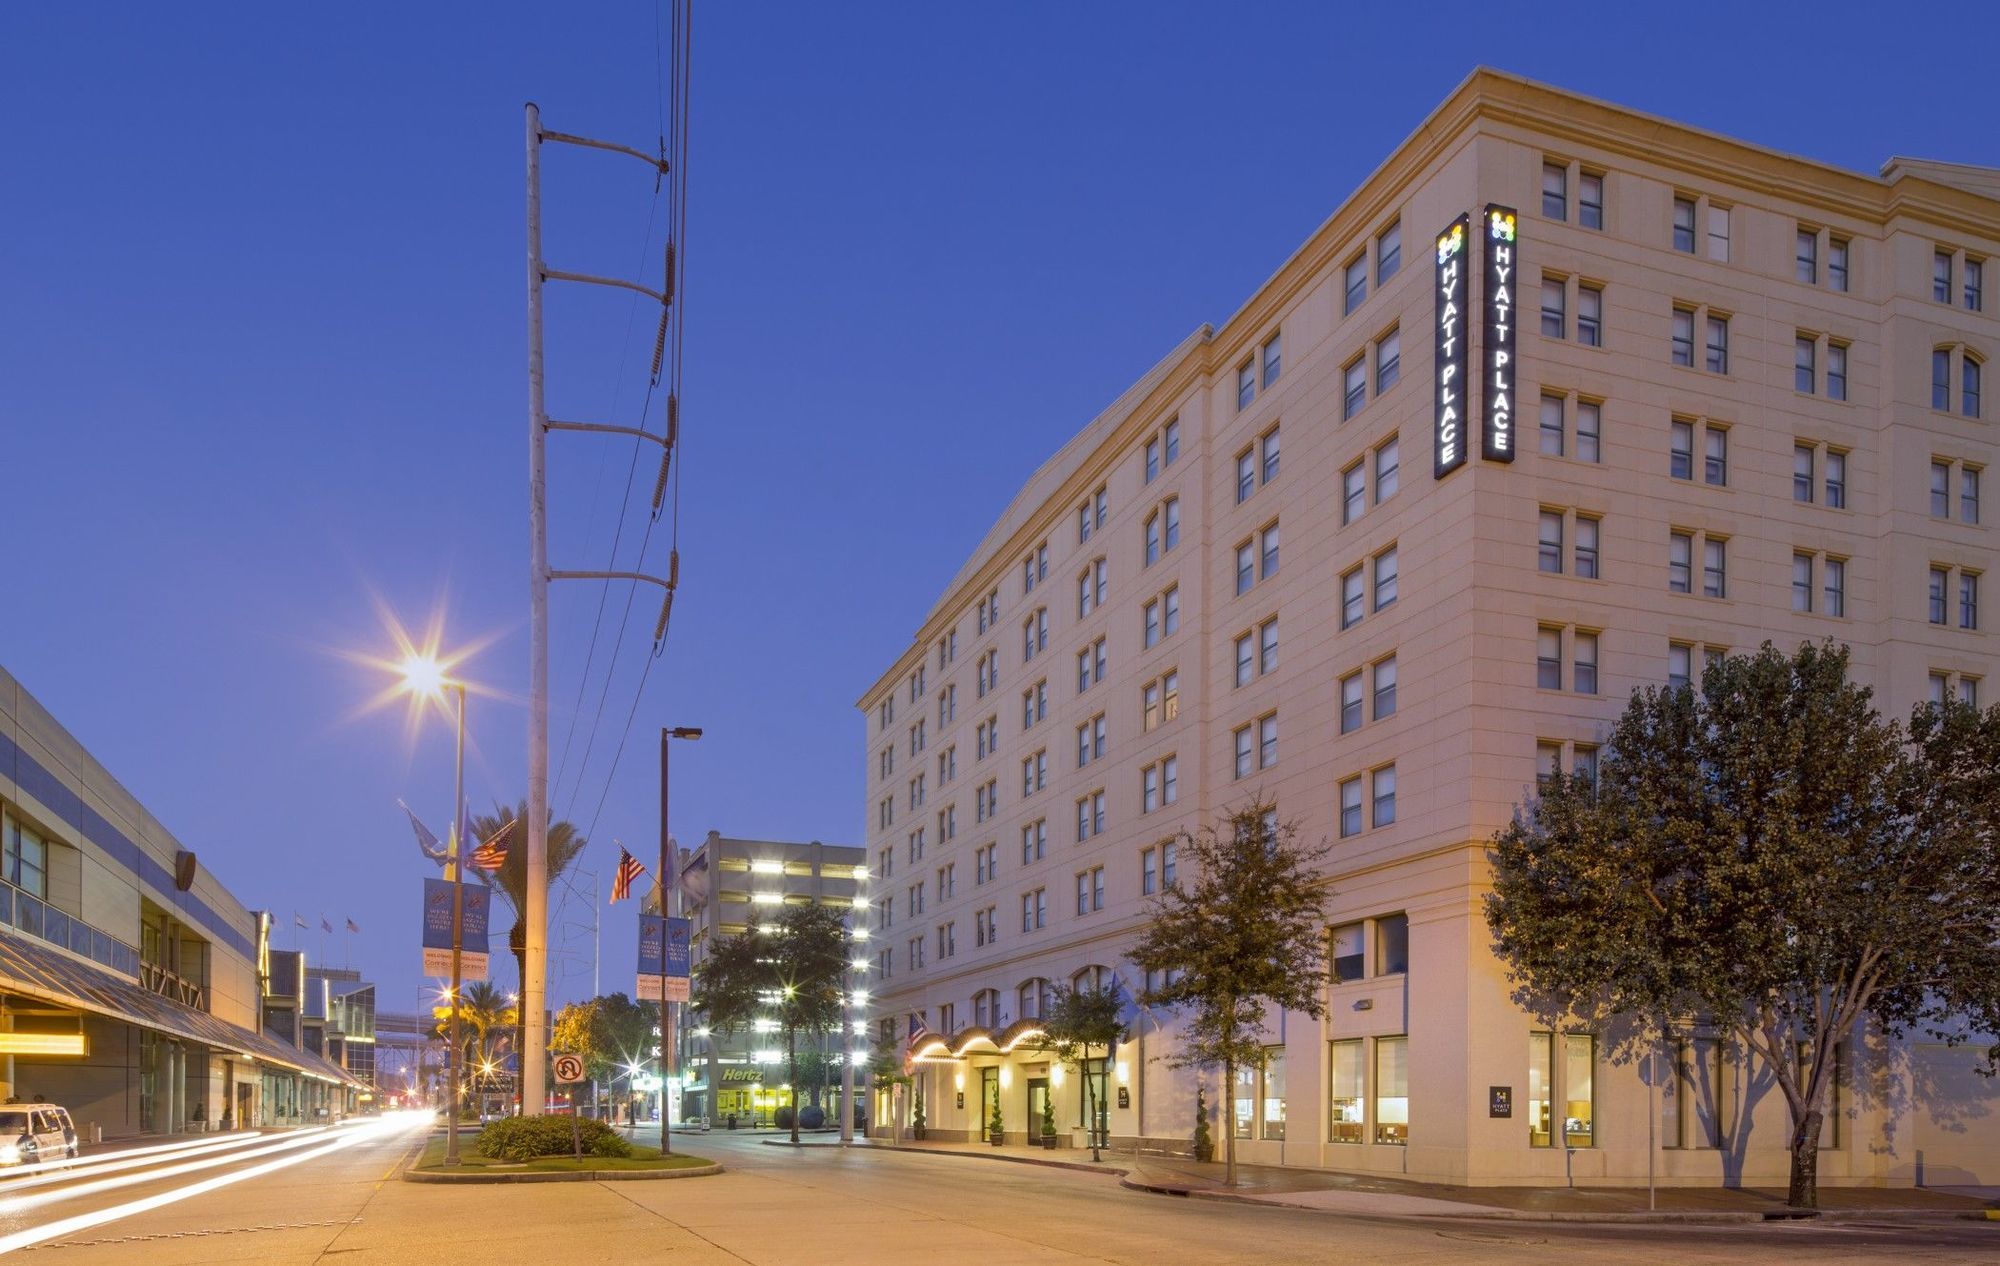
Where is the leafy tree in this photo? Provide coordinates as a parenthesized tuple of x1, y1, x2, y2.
(551, 992, 654, 1110)
(468, 801, 589, 1088)
(1036, 983, 1127, 1162)
(691, 902, 849, 1142)
(433, 980, 517, 1121)
(1486, 642, 2000, 1209)
(1130, 801, 1332, 1185)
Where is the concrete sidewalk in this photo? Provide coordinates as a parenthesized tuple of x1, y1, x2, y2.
(800, 1133, 1999, 1223)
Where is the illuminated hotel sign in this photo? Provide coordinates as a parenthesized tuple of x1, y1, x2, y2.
(1481, 205, 1518, 462)
(1432, 214, 1470, 479)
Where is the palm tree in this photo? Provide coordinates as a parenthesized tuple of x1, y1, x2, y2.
(431, 980, 517, 1121)
(467, 801, 588, 1108)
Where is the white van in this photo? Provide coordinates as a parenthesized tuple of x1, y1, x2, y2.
(0, 1105, 78, 1166)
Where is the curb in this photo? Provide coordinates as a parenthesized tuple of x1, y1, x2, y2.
(861, 1142, 1130, 1177)
(402, 1161, 724, 1184)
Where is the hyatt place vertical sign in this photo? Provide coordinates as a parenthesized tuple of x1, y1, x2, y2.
(1433, 204, 1520, 478)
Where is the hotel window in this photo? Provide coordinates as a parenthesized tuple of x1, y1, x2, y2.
(1077, 637, 1105, 691)
(1967, 356, 1984, 419)
(1259, 618, 1278, 675)
(976, 647, 999, 697)
(1258, 1048, 1288, 1141)
(907, 881, 925, 917)
(1667, 641, 1725, 689)
(1376, 328, 1401, 392)
(1968, 257, 1985, 311)
(1021, 748, 1047, 796)
(908, 774, 925, 810)
(1141, 586, 1180, 648)
(4, 814, 48, 900)
(1797, 228, 1818, 284)
(1796, 335, 1816, 394)
(1703, 425, 1728, 486)
(1671, 306, 1696, 366)
(1376, 220, 1402, 283)
(1669, 532, 1692, 593)
(1075, 866, 1105, 915)
(1341, 460, 1366, 524)
(1022, 607, 1048, 661)
(1022, 680, 1046, 730)
(1930, 672, 1981, 708)
(1339, 671, 1363, 733)
(1707, 204, 1731, 261)
(1235, 447, 1256, 504)
(1340, 566, 1364, 629)
(1142, 670, 1180, 729)
(1705, 313, 1729, 373)
(1165, 418, 1181, 463)
(910, 720, 925, 756)
(1343, 252, 1367, 315)
(976, 715, 997, 759)
(1338, 776, 1363, 837)
(1075, 790, 1105, 842)
(1236, 359, 1255, 411)
(974, 906, 996, 948)
(1537, 510, 1564, 573)
(1826, 557, 1847, 617)
(1573, 631, 1598, 694)
(1260, 427, 1280, 485)
(1540, 274, 1566, 338)
(1828, 236, 1849, 292)
(1796, 445, 1817, 504)
(1140, 754, 1178, 813)
(1021, 818, 1045, 864)
(1328, 1039, 1365, 1144)
(1574, 515, 1601, 578)
(975, 842, 996, 884)
(1375, 435, 1401, 499)
(1145, 436, 1161, 484)
(1965, 465, 1983, 524)
(1929, 567, 1948, 624)
(1826, 449, 1848, 508)
(1376, 913, 1409, 974)
(941, 862, 957, 899)
(1075, 713, 1106, 768)
(1261, 523, 1280, 582)
(1673, 196, 1698, 253)
(1576, 284, 1603, 346)
(1343, 355, 1366, 419)
(1371, 765, 1397, 826)
(1373, 545, 1398, 610)
(1539, 394, 1565, 456)
(1141, 845, 1157, 894)
(1142, 497, 1180, 566)
(1542, 161, 1567, 219)
(1935, 249, 1953, 303)
(1528, 1032, 1597, 1148)
(938, 684, 956, 727)
(1077, 485, 1107, 544)
(1077, 557, 1107, 618)
(937, 922, 955, 960)
(1703, 536, 1728, 598)
(1963, 572, 1981, 630)
(1329, 923, 1365, 983)
(1792, 553, 1813, 613)
(1232, 631, 1254, 688)
(1262, 331, 1282, 388)
(1933, 348, 1950, 411)
(1023, 542, 1048, 593)
(1373, 656, 1397, 719)
(975, 778, 998, 823)
(1827, 342, 1847, 401)
(1578, 170, 1603, 229)
(938, 744, 957, 783)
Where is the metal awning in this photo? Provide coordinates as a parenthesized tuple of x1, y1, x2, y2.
(0, 931, 361, 1089)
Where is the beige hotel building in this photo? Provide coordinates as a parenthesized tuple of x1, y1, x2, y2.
(855, 69, 1997, 1189)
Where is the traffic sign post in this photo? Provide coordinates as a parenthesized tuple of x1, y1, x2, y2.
(553, 1053, 586, 1157)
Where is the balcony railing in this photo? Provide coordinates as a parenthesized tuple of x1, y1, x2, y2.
(0, 880, 141, 979)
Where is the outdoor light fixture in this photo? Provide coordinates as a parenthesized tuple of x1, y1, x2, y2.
(1115, 1061, 1129, 1085)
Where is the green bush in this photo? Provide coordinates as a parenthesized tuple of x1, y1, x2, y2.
(476, 1115, 632, 1162)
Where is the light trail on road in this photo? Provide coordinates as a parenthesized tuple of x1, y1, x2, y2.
(0, 1127, 341, 1220)
(0, 1132, 269, 1193)
(0, 1112, 431, 1256)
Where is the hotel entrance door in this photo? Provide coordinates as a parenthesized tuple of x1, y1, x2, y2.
(1027, 1078, 1050, 1140)
(978, 1067, 999, 1141)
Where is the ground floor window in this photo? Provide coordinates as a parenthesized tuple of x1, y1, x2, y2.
(1528, 1031, 1596, 1147)
(1232, 1063, 1255, 1138)
(1328, 1039, 1364, 1143)
(1260, 1048, 1286, 1140)
(1080, 1057, 1108, 1139)
(1374, 1036, 1408, 1145)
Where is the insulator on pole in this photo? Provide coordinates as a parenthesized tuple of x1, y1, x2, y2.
(664, 242, 676, 307)
(650, 446, 672, 513)
(649, 308, 669, 384)
(653, 589, 673, 643)
(668, 549, 680, 590)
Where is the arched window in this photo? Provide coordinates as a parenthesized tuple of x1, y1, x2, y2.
(1071, 964, 1111, 994)
(1935, 344, 1985, 418)
(972, 988, 1001, 1028)
(1018, 977, 1051, 1020)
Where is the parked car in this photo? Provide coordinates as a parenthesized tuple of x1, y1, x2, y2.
(0, 1105, 78, 1166)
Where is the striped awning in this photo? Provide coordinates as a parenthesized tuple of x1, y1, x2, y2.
(0, 931, 361, 1088)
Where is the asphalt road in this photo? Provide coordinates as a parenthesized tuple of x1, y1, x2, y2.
(0, 1120, 1992, 1263)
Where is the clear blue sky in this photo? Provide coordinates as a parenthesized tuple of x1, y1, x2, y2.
(1, 1, 1987, 1018)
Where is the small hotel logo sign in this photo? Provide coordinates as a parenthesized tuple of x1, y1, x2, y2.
(1433, 214, 1471, 479)
(1482, 205, 1519, 462)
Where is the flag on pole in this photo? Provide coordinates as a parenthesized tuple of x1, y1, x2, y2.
(676, 848, 710, 903)
(611, 848, 645, 902)
(470, 820, 515, 871)
(345, 918, 360, 933)
(320, 916, 333, 934)
(397, 799, 448, 864)
(294, 912, 308, 930)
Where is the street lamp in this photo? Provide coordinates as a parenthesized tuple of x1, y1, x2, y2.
(396, 652, 471, 1167)
(658, 725, 701, 1155)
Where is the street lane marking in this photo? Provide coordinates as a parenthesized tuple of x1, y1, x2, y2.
(0, 1118, 425, 1255)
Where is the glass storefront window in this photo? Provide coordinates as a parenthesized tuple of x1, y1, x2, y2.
(1528, 1032, 1553, 1147)
(1374, 1036, 1408, 1145)
(1328, 1039, 1364, 1143)
(1233, 1063, 1255, 1138)
(1260, 1048, 1286, 1140)
(1563, 1033, 1595, 1146)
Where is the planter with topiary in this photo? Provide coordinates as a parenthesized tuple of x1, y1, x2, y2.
(988, 1097, 1004, 1146)
(1040, 1095, 1057, 1149)
(1193, 1086, 1214, 1163)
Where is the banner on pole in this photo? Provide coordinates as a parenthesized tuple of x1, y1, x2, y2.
(637, 914, 692, 1002)
(421, 878, 490, 979)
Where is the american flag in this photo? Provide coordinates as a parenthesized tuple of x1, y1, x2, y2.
(611, 847, 646, 902)
(469, 820, 515, 872)
(345, 918, 360, 934)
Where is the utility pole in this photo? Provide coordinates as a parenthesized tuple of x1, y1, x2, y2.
(658, 726, 701, 1153)
(524, 101, 676, 1116)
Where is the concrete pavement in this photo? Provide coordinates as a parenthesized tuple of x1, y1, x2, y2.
(4, 1119, 1996, 1263)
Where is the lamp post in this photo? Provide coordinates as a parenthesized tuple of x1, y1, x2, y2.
(397, 654, 470, 1166)
(659, 725, 702, 1155)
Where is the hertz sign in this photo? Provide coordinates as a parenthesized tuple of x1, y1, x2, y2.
(1432, 215, 1470, 479)
(1481, 205, 1519, 462)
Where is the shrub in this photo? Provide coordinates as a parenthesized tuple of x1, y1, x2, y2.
(799, 1105, 825, 1130)
(476, 1115, 632, 1162)
(773, 1106, 794, 1130)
